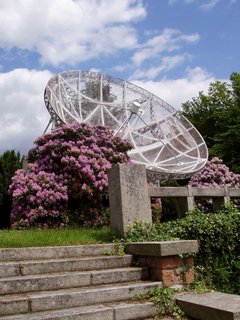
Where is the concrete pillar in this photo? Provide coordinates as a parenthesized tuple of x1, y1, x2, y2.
(187, 185, 195, 211)
(224, 187, 231, 204)
(108, 164, 152, 236)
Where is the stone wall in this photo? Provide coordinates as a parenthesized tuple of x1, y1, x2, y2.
(108, 163, 240, 236)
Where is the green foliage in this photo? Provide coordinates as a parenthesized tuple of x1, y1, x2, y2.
(126, 206, 240, 294)
(0, 150, 22, 204)
(182, 72, 240, 172)
(125, 221, 177, 242)
(151, 202, 162, 223)
(135, 287, 185, 319)
(159, 179, 180, 222)
(0, 150, 23, 228)
(160, 212, 240, 294)
(161, 198, 179, 222)
(103, 238, 125, 256)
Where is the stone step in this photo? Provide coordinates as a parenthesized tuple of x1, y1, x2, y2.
(175, 292, 240, 320)
(0, 255, 133, 277)
(0, 244, 116, 262)
(0, 281, 162, 316)
(0, 267, 148, 295)
(0, 301, 158, 320)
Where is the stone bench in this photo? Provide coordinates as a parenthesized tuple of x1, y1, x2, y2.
(125, 240, 198, 287)
(175, 292, 240, 320)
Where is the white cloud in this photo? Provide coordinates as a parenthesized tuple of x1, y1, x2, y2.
(126, 28, 199, 80)
(0, 69, 52, 154)
(168, 0, 235, 10)
(199, 0, 220, 11)
(132, 67, 219, 109)
(168, 0, 196, 5)
(0, 0, 146, 66)
(131, 28, 199, 66)
(130, 54, 188, 80)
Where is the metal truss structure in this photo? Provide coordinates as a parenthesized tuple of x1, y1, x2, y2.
(44, 70, 208, 179)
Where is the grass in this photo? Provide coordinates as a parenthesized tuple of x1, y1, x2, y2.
(0, 227, 114, 248)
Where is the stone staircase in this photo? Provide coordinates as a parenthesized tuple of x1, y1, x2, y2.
(0, 244, 162, 320)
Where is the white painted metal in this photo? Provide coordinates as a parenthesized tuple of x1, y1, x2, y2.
(44, 70, 208, 179)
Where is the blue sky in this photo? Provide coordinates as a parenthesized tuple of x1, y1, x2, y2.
(0, 0, 239, 154)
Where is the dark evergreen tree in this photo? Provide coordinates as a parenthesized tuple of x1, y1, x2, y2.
(0, 150, 23, 228)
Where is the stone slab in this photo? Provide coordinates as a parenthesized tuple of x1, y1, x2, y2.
(0, 271, 91, 294)
(148, 186, 189, 198)
(113, 301, 157, 320)
(0, 281, 162, 315)
(0, 296, 29, 316)
(192, 187, 226, 197)
(0, 263, 20, 277)
(0, 244, 116, 262)
(0, 305, 114, 320)
(175, 292, 240, 320)
(0, 267, 147, 295)
(228, 188, 240, 197)
(0, 301, 159, 320)
(30, 281, 162, 313)
(2, 255, 133, 276)
(91, 267, 148, 285)
(125, 240, 198, 257)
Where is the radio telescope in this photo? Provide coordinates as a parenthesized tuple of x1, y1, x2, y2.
(44, 70, 208, 179)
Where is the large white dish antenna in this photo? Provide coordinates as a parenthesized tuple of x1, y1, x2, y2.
(44, 70, 208, 179)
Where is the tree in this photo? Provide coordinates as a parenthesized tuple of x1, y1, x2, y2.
(0, 150, 23, 228)
(182, 72, 240, 172)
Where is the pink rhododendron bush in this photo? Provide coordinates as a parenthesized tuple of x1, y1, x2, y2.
(9, 166, 68, 229)
(189, 157, 240, 212)
(9, 123, 132, 228)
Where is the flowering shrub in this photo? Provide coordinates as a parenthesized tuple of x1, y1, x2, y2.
(9, 166, 68, 228)
(189, 157, 240, 188)
(189, 157, 240, 212)
(9, 123, 132, 228)
(28, 123, 132, 194)
(151, 198, 162, 223)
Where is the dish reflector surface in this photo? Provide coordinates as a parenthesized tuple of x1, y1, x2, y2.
(44, 70, 208, 178)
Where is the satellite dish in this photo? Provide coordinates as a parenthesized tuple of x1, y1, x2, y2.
(44, 70, 208, 179)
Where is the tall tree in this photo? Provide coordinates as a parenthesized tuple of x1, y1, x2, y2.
(182, 72, 240, 172)
(0, 150, 23, 228)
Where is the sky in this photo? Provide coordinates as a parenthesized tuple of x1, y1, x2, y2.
(0, 0, 239, 155)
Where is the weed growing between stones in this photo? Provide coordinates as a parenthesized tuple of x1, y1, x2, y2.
(134, 287, 185, 320)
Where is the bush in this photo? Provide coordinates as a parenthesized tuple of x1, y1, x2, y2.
(189, 157, 240, 212)
(9, 166, 68, 229)
(126, 206, 240, 294)
(189, 157, 240, 188)
(9, 123, 132, 228)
